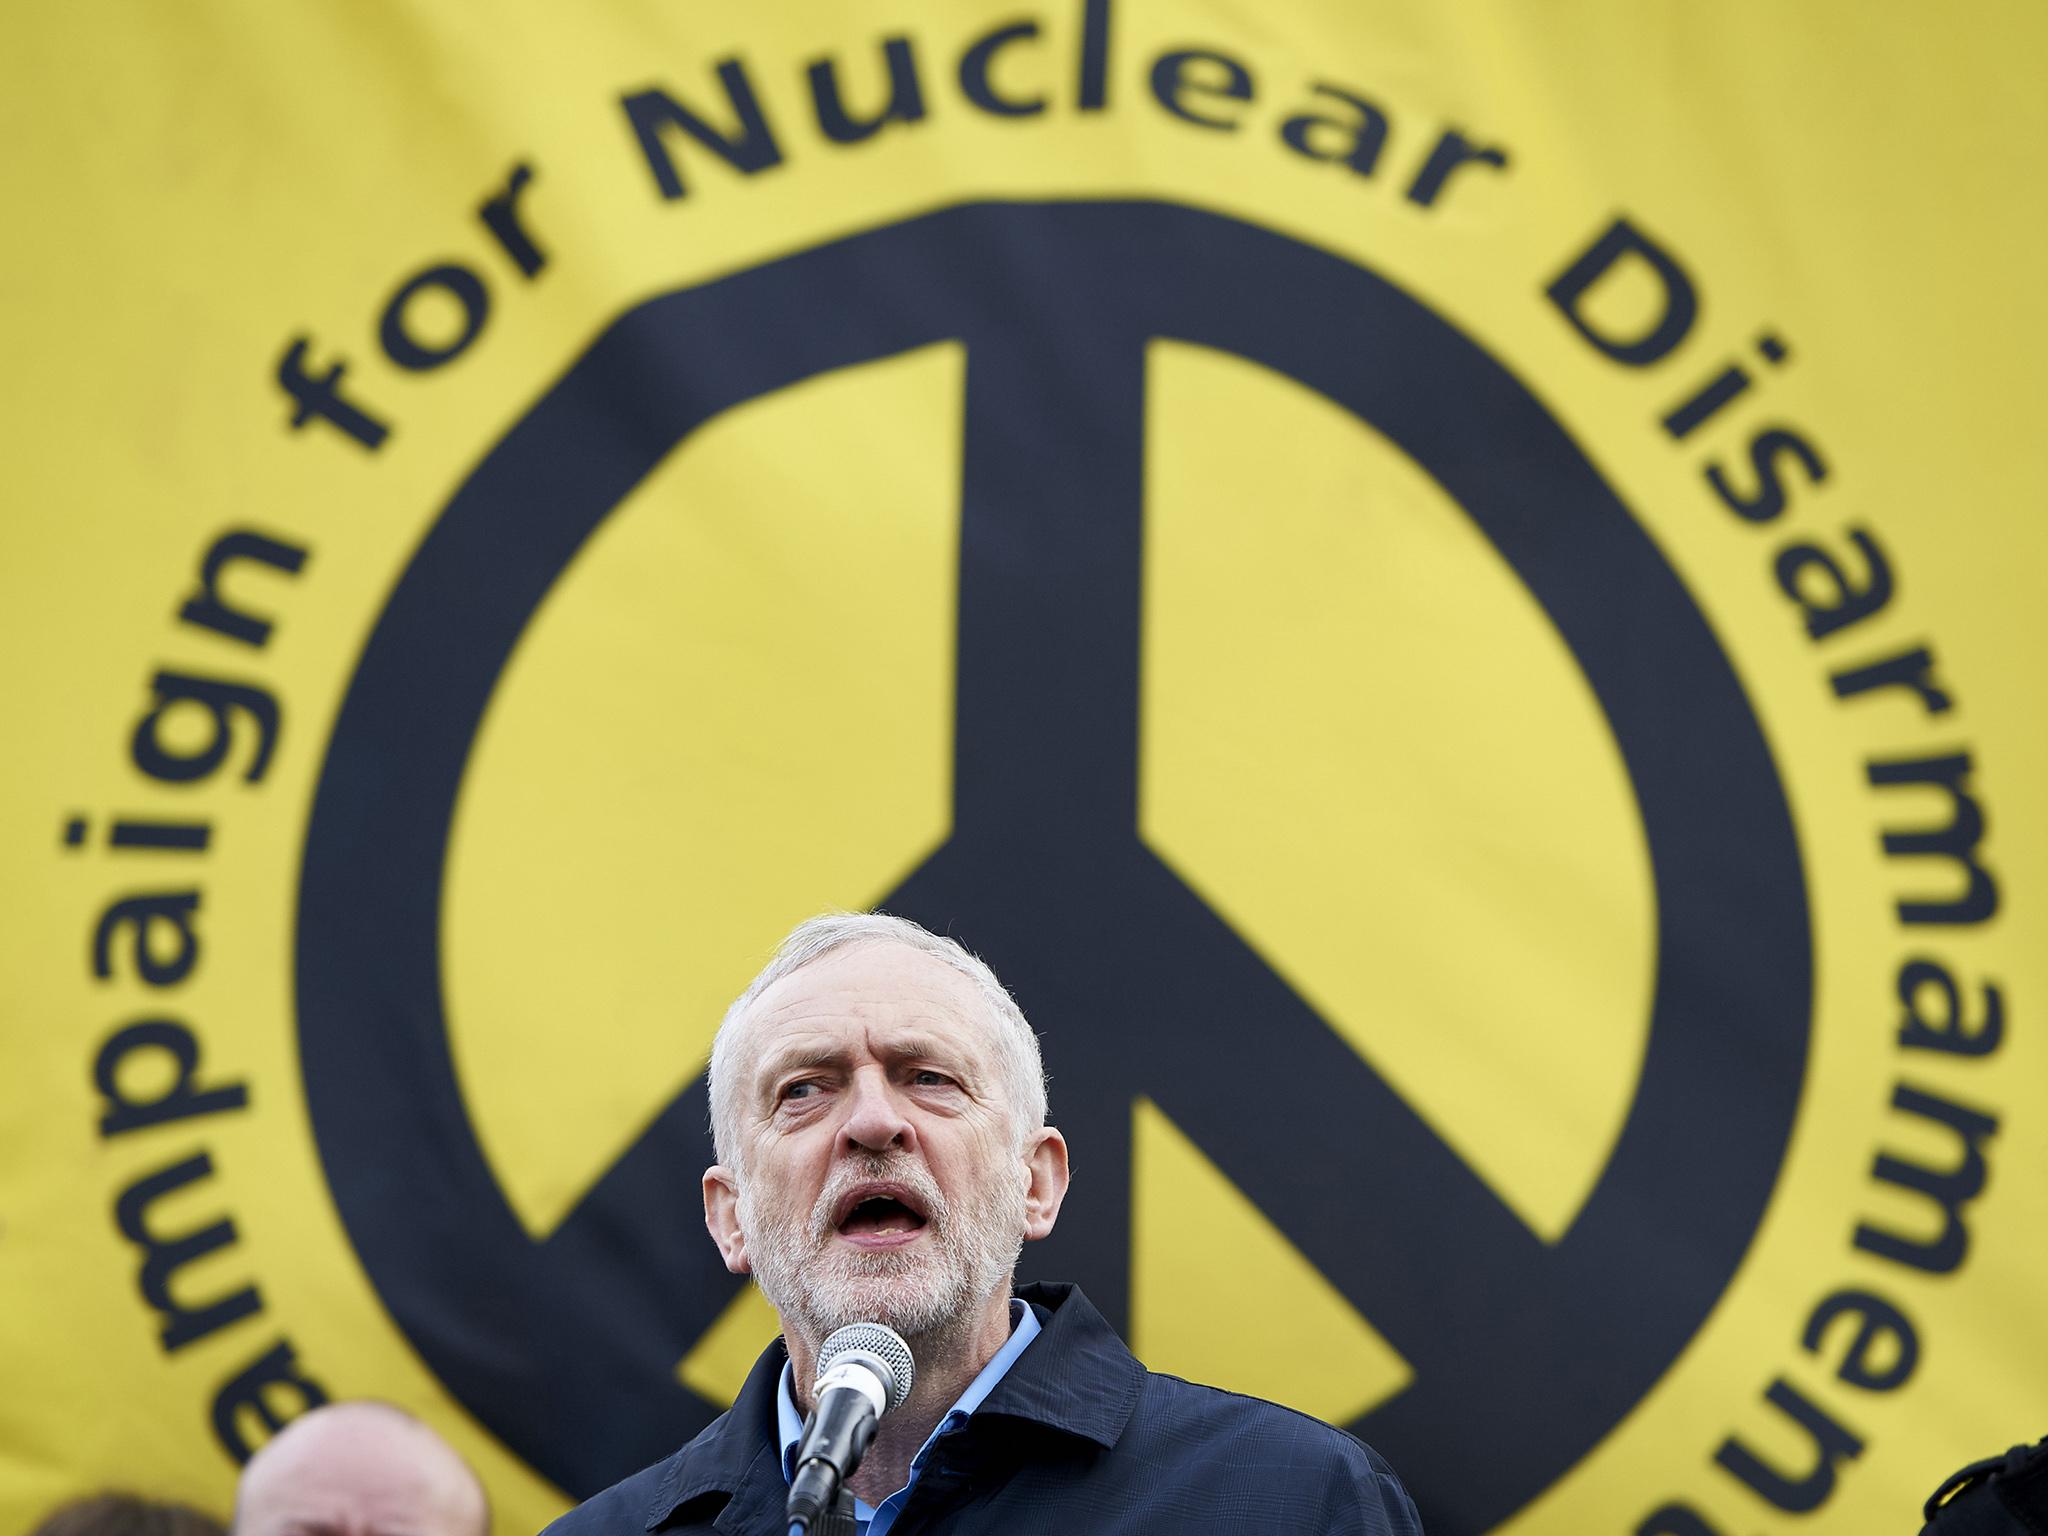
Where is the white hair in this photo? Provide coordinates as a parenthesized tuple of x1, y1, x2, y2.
(707, 911, 1048, 1168)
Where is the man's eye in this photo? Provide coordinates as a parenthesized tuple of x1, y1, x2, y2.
(912, 1069, 954, 1088)
(781, 1080, 819, 1101)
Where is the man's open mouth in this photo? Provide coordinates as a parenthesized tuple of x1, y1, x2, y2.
(832, 1183, 932, 1238)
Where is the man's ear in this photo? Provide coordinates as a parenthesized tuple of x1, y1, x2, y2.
(1020, 1126, 1070, 1242)
(703, 1164, 750, 1274)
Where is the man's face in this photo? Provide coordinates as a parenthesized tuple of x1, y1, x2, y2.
(706, 942, 1051, 1345)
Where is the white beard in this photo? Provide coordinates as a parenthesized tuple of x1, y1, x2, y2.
(738, 1148, 1027, 1347)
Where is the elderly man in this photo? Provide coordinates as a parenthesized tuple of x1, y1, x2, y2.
(235, 1401, 489, 1536)
(547, 912, 1421, 1534)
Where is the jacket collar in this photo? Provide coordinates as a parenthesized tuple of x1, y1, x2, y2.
(644, 1335, 789, 1531)
(641, 1281, 1140, 1529)
(976, 1281, 1143, 1449)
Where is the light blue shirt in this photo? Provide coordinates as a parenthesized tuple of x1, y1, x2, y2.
(778, 1300, 1042, 1535)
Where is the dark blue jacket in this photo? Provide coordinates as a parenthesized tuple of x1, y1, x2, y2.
(542, 1281, 1423, 1535)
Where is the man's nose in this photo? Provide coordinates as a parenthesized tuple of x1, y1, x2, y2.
(840, 1067, 916, 1153)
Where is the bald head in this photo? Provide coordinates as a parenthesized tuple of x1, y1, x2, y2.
(235, 1402, 488, 1536)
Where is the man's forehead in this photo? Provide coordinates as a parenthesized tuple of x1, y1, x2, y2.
(740, 942, 998, 1068)
(242, 1408, 480, 1522)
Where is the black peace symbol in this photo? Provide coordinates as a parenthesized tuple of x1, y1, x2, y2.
(296, 200, 1809, 1535)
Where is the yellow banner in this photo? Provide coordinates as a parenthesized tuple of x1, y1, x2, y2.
(5, 5, 2044, 1534)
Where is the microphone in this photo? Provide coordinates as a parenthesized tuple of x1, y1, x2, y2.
(786, 1322, 916, 1535)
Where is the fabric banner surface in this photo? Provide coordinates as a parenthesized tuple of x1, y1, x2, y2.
(4, 5, 2044, 1534)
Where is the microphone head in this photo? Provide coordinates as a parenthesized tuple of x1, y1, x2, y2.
(815, 1322, 915, 1413)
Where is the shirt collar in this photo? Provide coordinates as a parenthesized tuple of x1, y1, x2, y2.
(776, 1298, 1042, 1488)
(642, 1282, 1140, 1530)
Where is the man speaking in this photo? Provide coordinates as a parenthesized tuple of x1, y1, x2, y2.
(544, 912, 1422, 1535)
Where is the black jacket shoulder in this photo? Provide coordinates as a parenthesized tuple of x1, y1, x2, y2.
(1124, 1367, 1418, 1528)
(536, 1284, 1423, 1536)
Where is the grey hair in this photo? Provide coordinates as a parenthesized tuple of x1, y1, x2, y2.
(707, 911, 1048, 1168)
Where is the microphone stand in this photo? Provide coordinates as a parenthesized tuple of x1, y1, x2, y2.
(787, 1487, 859, 1536)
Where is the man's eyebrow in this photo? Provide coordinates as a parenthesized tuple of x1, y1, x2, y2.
(880, 1032, 970, 1067)
(754, 1032, 976, 1084)
(755, 1041, 849, 1085)
(757, 1040, 835, 1073)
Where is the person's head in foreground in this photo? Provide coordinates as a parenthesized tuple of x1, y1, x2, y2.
(32, 1492, 224, 1536)
(233, 1400, 489, 1536)
(702, 910, 1069, 1391)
